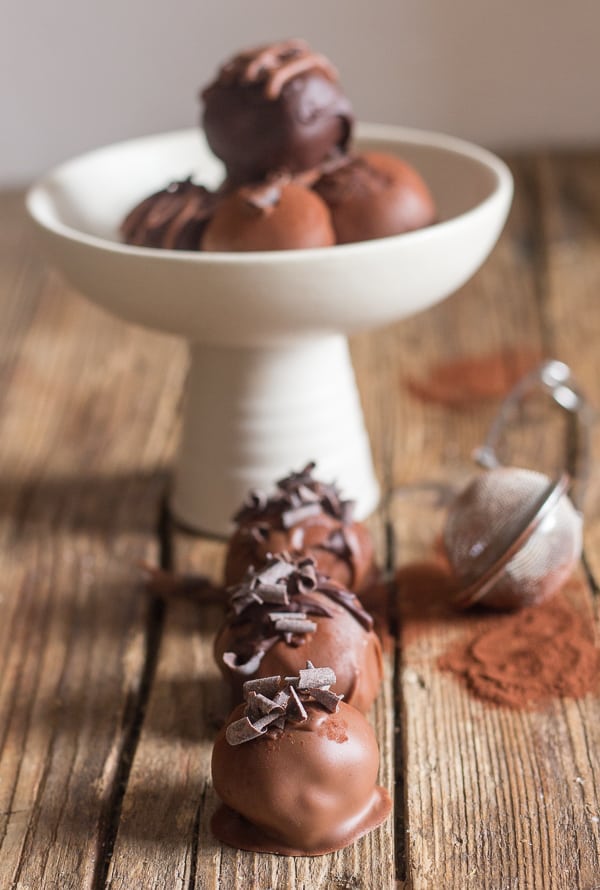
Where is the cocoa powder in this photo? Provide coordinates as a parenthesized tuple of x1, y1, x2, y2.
(405, 348, 541, 409)
(396, 561, 599, 710)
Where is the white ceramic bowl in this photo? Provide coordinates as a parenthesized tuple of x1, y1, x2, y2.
(27, 125, 513, 534)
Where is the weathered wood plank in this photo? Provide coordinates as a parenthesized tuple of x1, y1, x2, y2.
(390, 155, 600, 890)
(0, 194, 185, 890)
(531, 151, 600, 584)
(106, 329, 396, 889)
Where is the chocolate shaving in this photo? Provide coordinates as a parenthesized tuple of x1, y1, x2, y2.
(287, 685, 308, 722)
(232, 462, 354, 526)
(272, 689, 290, 709)
(243, 676, 281, 699)
(250, 524, 270, 543)
(226, 716, 267, 746)
(272, 616, 317, 634)
(253, 709, 285, 731)
(227, 663, 340, 745)
(246, 691, 282, 720)
(223, 649, 265, 676)
(298, 665, 336, 689)
(281, 502, 323, 529)
(310, 687, 343, 712)
(258, 559, 296, 585)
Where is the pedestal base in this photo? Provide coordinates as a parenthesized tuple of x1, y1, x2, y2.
(171, 336, 379, 536)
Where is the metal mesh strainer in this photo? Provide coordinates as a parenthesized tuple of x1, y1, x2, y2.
(444, 360, 588, 610)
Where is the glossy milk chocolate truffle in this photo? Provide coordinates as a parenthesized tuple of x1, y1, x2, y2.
(202, 177, 335, 251)
(202, 39, 353, 185)
(215, 554, 383, 714)
(211, 665, 391, 855)
(121, 178, 216, 249)
(225, 461, 377, 593)
(314, 151, 436, 243)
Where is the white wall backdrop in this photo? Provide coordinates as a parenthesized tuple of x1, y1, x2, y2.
(2, 0, 600, 185)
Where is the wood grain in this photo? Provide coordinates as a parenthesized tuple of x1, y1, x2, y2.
(1, 152, 599, 889)
(0, 194, 186, 889)
(390, 156, 600, 890)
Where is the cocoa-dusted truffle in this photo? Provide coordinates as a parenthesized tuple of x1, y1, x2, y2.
(202, 39, 353, 185)
(313, 151, 436, 244)
(225, 461, 377, 593)
(121, 178, 216, 249)
(211, 665, 391, 855)
(202, 177, 335, 252)
(215, 554, 383, 714)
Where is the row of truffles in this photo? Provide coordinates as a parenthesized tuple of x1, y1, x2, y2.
(209, 464, 389, 854)
(121, 39, 436, 252)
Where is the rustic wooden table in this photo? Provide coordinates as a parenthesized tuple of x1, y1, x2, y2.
(1, 153, 599, 890)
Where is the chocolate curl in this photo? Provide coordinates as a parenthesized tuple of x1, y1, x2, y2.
(310, 687, 343, 713)
(281, 502, 323, 529)
(226, 708, 285, 745)
(272, 689, 291, 710)
(243, 676, 281, 700)
(287, 685, 308, 723)
(254, 584, 290, 605)
(297, 665, 336, 690)
(250, 524, 270, 543)
(246, 691, 283, 720)
(269, 612, 317, 634)
(258, 558, 297, 586)
(276, 461, 317, 491)
(222, 635, 279, 676)
(226, 716, 267, 746)
(252, 708, 285, 731)
(223, 650, 264, 676)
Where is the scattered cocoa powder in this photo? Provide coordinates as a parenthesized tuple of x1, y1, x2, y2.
(396, 560, 599, 710)
(439, 591, 599, 709)
(406, 347, 541, 409)
(324, 717, 349, 744)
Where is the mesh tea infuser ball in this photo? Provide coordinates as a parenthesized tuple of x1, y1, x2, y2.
(444, 360, 588, 610)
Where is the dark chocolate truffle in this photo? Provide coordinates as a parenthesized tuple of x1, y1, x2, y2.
(121, 178, 216, 249)
(201, 39, 353, 185)
(224, 461, 377, 593)
(215, 554, 383, 714)
(201, 177, 335, 251)
(211, 665, 391, 855)
(313, 151, 436, 243)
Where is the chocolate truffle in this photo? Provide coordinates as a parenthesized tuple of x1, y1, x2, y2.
(211, 665, 391, 855)
(215, 554, 383, 714)
(202, 177, 335, 251)
(121, 178, 216, 249)
(313, 151, 436, 244)
(201, 39, 354, 185)
(224, 462, 377, 593)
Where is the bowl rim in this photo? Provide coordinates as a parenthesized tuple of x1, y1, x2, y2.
(26, 122, 513, 265)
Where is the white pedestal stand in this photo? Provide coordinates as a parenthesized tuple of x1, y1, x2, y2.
(173, 336, 379, 535)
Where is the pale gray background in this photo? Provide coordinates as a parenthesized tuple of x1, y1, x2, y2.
(2, 0, 599, 185)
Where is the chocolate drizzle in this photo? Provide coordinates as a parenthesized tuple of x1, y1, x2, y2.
(208, 39, 339, 100)
(222, 554, 373, 676)
(225, 662, 343, 745)
(121, 178, 216, 250)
